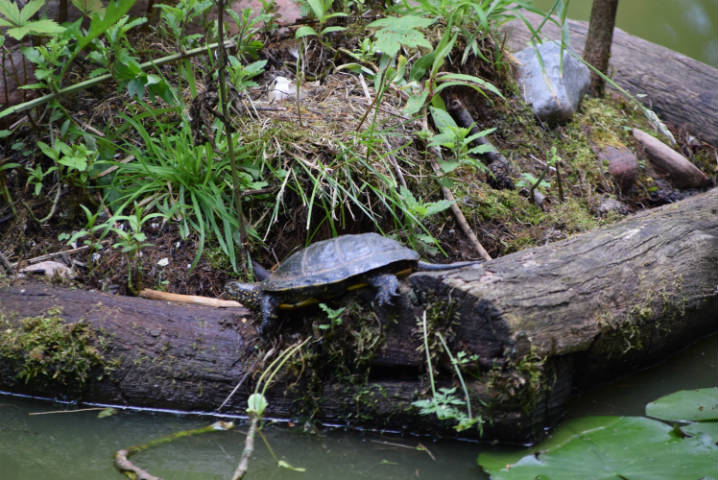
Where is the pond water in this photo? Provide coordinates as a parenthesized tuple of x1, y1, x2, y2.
(1, 334, 715, 480)
(531, 0, 718, 67)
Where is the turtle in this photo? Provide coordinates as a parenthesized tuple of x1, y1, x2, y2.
(225, 233, 482, 334)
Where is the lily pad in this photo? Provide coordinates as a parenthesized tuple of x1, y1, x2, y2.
(683, 421, 718, 445)
(646, 387, 718, 422)
(477, 416, 717, 480)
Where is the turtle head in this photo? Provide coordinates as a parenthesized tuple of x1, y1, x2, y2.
(225, 281, 261, 310)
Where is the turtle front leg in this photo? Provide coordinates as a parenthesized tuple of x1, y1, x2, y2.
(367, 273, 400, 306)
(258, 294, 281, 335)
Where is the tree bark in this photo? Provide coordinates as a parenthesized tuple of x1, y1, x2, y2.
(1, 190, 716, 442)
(503, 10, 718, 147)
(583, 0, 619, 96)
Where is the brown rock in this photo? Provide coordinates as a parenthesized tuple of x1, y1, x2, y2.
(598, 146, 638, 191)
(633, 128, 711, 188)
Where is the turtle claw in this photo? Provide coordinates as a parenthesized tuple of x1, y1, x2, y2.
(368, 273, 400, 306)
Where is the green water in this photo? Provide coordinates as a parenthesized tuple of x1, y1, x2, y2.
(531, 0, 718, 66)
(0, 396, 482, 479)
(1, 334, 714, 479)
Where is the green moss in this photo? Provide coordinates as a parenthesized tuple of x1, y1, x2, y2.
(484, 348, 548, 415)
(546, 197, 599, 234)
(0, 307, 110, 388)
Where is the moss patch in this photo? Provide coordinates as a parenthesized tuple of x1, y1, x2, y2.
(0, 307, 110, 389)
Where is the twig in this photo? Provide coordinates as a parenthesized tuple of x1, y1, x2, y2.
(383, 136, 408, 190)
(422, 117, 492, 261)
(555, 158, 564, 202)
(217, 355, 260, 411)
(139, 289, 243, 308)
(36, 171, 63, 224)
(115, 449, 162, 480)
(369, 439, 436, 461)
(115, 421, 234, 480)
(10, 242, 110, 268)
(29, 407, 108, 415)
(529, 163, 550, 211)
(232, 414, 259, 480)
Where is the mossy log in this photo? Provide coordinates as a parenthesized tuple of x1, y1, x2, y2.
(503, 11, 718, 147)
(1, 190, 716, 442)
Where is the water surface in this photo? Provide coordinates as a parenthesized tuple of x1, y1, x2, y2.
(1, 334, 714, 480)
(531, 0, 718, 66)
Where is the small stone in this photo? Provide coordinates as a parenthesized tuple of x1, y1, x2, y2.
(598, 146, 638, 192)
(598, 196, 629, 216)
(514, 42, 590, 124)
(19, 261, 75, 279)
(268, 76, 294, 102)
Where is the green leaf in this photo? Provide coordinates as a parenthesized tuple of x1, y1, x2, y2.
(97, 407, 117, 418)
(429, 106, 457, 132)
(75, 0, 136, 56)
(37, 141, 59, 161)
(247, 392, 268, 416)
(477, 416, 718, 480)
(435, 72, 504, 99)
(409, 51, 436, 82)
(367, 15, 434, 57)
(0, 0, 21, 24)
(294, 25, 317, 38)
(404, 89, 428, 115)
(306, 0, 326, 20)
(71, 0, 105, 15)
(6, 25, 31, 40)
(320, 25, 346, 36)
(646, 387, 718, 422)
(19, 0, 44, 22)
(423, 199, 453, 216)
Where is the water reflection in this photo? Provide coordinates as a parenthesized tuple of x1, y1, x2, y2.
(531, 0, 718, 66)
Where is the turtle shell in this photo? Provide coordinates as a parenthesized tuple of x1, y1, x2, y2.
(262, 233, 419, 292)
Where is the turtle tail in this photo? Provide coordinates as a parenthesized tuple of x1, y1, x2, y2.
(416, 259, 484, 271)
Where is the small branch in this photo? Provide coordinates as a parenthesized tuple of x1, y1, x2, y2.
(139, 289, 243, 308)
(529, 164, 550, 211)
(217, 355, 260, 411)
(29, 407, 107, 415)
(115, 421, 234, 480)
(555, 159, 564, 202)
(10, 242, 111, 268)
(115, 449, 162, 480)
(422, 117, 492, 261)
(232, 414, 259, 480)
(369, 439, 436, 461)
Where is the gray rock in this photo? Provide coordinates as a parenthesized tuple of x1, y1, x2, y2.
(514, 42, 590, 124)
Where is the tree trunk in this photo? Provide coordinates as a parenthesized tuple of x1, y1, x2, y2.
(1, 190, 716, 442)
(503, 11, 718, 147)
(583, 0, 619, 96)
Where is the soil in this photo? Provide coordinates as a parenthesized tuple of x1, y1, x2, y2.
(1, 12, 716, 302)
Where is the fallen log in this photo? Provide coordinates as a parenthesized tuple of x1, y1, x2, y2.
(0, 189, 716, 442)
(502, 11, 718, 147)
